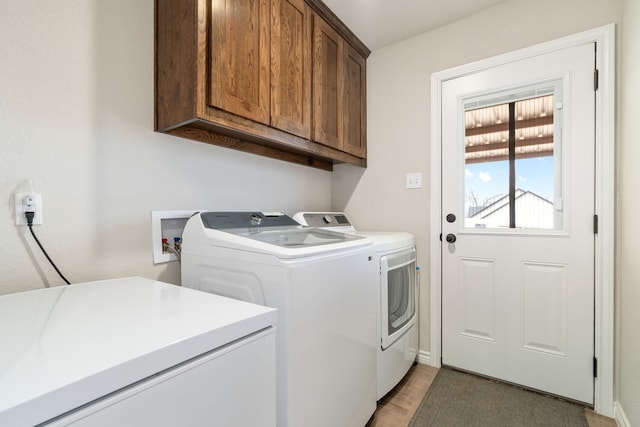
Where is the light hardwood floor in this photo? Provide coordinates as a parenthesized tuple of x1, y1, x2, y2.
(371, 364, 617, 427)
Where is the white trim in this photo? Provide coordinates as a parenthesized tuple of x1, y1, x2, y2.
(430, 24, 615, 417)
(615, 401, 631, 427)
(592, 24, 616, 418)
(417, 350, 431, 365)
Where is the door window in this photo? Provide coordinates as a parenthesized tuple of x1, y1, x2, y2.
(463, 82, 563, 231)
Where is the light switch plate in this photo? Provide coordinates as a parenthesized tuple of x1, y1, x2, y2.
(406, 173, 422, 189)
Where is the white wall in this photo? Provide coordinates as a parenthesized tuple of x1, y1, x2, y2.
(333, 0, 622, 387)
(0, 0, 332, 294)
(617, 0, 640, 423)
(3, 0, 638, 422)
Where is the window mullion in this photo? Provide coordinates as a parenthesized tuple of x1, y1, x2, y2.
(509, 102, 516, 228)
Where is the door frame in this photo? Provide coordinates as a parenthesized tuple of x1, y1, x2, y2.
(429, 24, 615, 416)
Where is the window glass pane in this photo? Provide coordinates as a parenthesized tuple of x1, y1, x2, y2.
(464, 91, 560, 230)
(513, 157, 555, 228)
(465, 160, 510, 229)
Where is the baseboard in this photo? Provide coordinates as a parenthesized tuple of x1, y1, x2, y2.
(417, 350, 431, 365)
(615, 401, 631, 427)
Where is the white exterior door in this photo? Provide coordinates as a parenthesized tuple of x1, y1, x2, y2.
(441, 43, 596, 404)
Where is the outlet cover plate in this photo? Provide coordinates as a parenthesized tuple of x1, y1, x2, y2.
(15, 193, 43, 225)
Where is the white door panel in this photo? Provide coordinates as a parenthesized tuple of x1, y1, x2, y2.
(441, 43, 595, 404)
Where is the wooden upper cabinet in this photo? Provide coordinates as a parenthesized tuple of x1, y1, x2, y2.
(343, 43, 366, 158)
(211, 0, 312, 136)
(155, 0, 369, 171)
(270, 0, 312, 139)
(210, 0, 271, 125)
(312, 15, 367, 158)
(312, 16, 343, 151)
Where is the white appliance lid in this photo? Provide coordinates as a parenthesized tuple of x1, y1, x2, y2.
(0, 277, 276, 426)
(293, 212, 415, 251)
(221, 226, 363, 248)
(198, 212, 368, 255)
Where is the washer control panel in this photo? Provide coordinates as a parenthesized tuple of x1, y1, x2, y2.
(293, 212, 352, 228)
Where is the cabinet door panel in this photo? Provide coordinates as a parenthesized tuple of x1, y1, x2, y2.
(343, 44, 366, 157)
(271, 0, 311, 138)
(210, 0, 270, 125)
(312, 16, 343, 150)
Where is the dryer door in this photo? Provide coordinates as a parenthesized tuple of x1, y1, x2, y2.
(381, 248, 416, 349)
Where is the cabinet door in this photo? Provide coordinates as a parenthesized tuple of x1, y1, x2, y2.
(312, 15, 343, 150)
(271, 0, 312, 139)
(343, 44, 366, 158)
(210, 0, 270, 125)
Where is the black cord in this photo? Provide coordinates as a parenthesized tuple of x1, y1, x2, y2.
(25, 212, 71, 285)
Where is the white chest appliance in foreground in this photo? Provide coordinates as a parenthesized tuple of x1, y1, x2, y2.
(293, 212, 418, 400)
(0, 277, 277, 427)
(181, 211, 377, 427)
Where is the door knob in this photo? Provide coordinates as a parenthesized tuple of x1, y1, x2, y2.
(445, 234, 456, 243)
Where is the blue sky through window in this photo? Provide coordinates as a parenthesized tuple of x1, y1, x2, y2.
(465, 156, 554, 214)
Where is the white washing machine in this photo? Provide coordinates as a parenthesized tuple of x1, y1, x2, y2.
(293, 212, 418, 400)
(181, 211, 377, 427)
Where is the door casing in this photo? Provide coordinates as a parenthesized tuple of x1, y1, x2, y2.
(429, 24, 615, 416)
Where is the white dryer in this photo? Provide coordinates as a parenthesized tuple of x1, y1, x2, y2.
(293, 212, 418, 400)
(181, 212, 377, 427)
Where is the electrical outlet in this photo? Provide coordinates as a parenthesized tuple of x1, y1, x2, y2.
(15, 193, 43, 225)
(406, 172, 422, 189)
